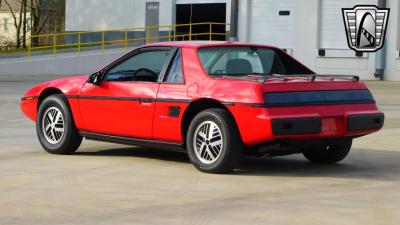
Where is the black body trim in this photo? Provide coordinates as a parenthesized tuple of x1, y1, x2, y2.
(79, 131, 185, 151)
(272, 117, 321, 135)
(264, 89, 375, 107)
(67, 92, 376, 108)
(168, 106, 181, 117)
(222, 102, 235, 106)
(155, 98, 191, 103)
(139, 98, 152, 103)
(71, 95, 140, 101)
(21, 96, 38, 101)
(348, 113, 384, 131)
(67, 95, 190, 104)
(260, 100, 375, 107)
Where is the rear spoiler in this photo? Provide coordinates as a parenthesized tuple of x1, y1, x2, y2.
(269, 74, 360, 82)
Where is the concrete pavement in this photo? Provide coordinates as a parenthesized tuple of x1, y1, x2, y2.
(0, 79, 399, 225)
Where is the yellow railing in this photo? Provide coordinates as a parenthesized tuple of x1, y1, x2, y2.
(28, 22, 230, 60)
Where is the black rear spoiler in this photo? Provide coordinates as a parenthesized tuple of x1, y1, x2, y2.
(269, 74, 360, 82)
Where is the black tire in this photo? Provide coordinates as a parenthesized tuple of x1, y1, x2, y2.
(302, 139, 352, 164)
(186, 108, 243, 173)
(36, 94, 82, 154)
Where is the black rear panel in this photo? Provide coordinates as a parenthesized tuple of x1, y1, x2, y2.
(348, 114, 384, 131)
(272, 117, 321, 135)
(264, 89, 375, 107)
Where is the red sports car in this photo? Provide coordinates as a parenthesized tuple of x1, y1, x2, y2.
(21, 41, 384, 173)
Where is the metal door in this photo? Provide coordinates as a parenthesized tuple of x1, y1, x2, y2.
(145, 2, 160, 43)
(249, 0, 295, 49)
(319, 0, 377, 49)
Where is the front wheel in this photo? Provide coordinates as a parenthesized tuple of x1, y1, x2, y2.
(186, 109, 243, 173)
(36, 94, 82, 154)
(302, 139, 352, 164)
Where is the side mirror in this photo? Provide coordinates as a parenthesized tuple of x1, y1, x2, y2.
(88, 71, 102, 85)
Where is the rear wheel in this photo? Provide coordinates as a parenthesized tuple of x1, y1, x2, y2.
(302, 139, 352, 164)
(186, 109, 243, 173)
(36, 94, 82, 154)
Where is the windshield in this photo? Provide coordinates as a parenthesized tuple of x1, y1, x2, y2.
(197, 46, 314, 77)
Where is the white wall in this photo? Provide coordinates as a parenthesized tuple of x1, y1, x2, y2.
(313, 0, 376, 80)
(238, 0, 400, 80)
(66, 0, 135, 31)
(385, 0, 400, 80)
(66, 0, 174, 31)
(57, 0, 400, 80)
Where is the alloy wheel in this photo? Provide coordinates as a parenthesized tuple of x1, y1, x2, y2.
(193, 121, 223, 164)
(42, 107, 65, 144)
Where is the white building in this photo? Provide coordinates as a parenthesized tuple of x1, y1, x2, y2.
(0, 6, 31, 48)
(65, 0, 400, 80)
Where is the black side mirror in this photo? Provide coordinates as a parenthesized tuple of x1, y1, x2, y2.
(88, 71, 102, 85)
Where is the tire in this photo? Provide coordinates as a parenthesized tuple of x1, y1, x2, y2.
(302, 139, 352, 164)
(36, 94, 82, 154)
(186, 108, 243, 173)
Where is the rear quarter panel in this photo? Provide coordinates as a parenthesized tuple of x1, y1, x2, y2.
(180, 47, 382, 145)
(177, 47, 265, 144)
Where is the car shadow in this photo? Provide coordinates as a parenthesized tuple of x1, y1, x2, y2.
(74, 147, 400, 182)
(75, 147, 190, 164)
(234, 151, 400, 181)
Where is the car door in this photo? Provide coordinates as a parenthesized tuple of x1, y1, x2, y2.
(79, 47, 173, 139)
(153, 48, 190, 143)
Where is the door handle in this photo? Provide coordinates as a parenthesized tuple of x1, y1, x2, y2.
(139, 98, 152, 103)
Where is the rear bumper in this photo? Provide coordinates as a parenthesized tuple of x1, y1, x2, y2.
(272, 113, 384, 136)
(228, 103, 384, 146)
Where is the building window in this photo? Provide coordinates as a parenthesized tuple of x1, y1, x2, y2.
(4, 18, 8, 31)
(26, 18, 32, 29)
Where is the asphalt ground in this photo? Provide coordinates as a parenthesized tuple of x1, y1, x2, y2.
(0, 78, 399, 225)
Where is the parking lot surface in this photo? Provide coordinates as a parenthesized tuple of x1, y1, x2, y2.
(0, 78, 399, 225)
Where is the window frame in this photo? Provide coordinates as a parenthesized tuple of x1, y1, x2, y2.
(99, 46, 178, 83)
(160, 48, 185, 84)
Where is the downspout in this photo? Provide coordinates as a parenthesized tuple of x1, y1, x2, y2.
(229, 0, 239, 41)
(374, 0, 387, 80)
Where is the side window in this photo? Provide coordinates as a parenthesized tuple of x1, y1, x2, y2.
(237, 52, 263, 73)
(210, 54, 228, 73)
(258, 49, 286, 74)
(105, 50, 170, 82)
(202, 51, 264, 75)
(164, 50, 184, 83)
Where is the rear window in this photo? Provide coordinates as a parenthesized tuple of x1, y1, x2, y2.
(197, 46, 314, 77)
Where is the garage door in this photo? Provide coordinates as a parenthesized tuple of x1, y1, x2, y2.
(249, 0, 295, 49)
(319, 0, 377, 49)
